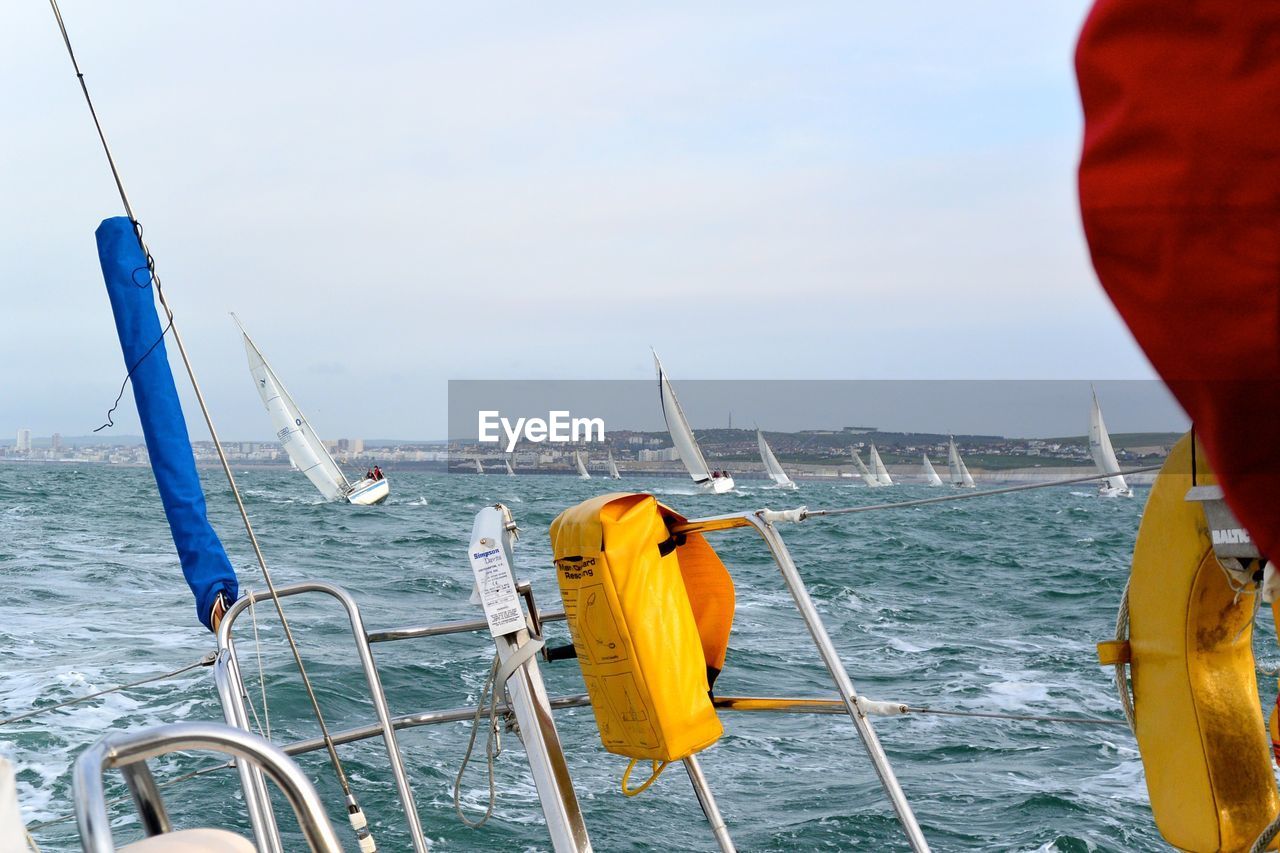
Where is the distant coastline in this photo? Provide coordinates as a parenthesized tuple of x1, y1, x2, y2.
(0, 456, 1160, 485)
(1, 427, 1178, 485)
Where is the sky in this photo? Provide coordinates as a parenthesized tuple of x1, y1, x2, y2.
(0, 1, 1168, 442)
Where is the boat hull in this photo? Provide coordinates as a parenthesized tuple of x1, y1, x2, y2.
(1098, 484, 1133, 498)
(703, 476, 735, 493)
(347, 478, 390, 505)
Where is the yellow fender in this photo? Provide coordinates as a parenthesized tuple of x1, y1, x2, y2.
(1109, 434, 1278, 851)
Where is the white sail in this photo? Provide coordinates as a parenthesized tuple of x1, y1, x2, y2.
(757, 429, 796, 489)
(607, 449, 621, 479)
(575, 450, 591, 480)
(869, 443, 893, 486)
(851, 448, 880, 487)
(235, 315, 350, 501)
(921, 454, 943, 486)
(505, 458, 516, 476)
(947, 437, 975, 487)
(653, 351, 713, 484)
(1090, 389, 1130, 495)
(474, 458, 484, 474)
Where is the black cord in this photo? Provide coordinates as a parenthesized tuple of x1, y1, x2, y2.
(93, 222, 173, 432)
(93, 312, 173, 432)
(1190, 424, 1198, 485)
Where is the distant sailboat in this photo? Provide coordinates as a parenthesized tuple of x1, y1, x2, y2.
(757, 429, 797, 490)
(473, 458, 484, 475)
(1090, 388, 1132, 497)
(868, 443, 894, 486)
(575, 450, 591, 480)
(606, 449, 622, 480)
(653, 351, 734, 493)
(921, 454, 944, 486)
(947, 436, 975, 488)
(505, 458, 516, 476)
(233, 314, 388, 505)
(851, 448, 881, 487)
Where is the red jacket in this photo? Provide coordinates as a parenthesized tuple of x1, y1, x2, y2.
(1077, 2, 1280, 556)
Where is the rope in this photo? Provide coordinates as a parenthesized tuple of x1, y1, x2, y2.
(24, 827, 40, 852)
(1252, 813, 1280, 853)
(0, 655, 213, 727)
(805, 465, 1164, 519)
(47, 4, 375, 847)
(453, 656, 503, 828)
(621, 759, 671, 797)
(1113, 580, 1136, 732)
(452, 637, 546, 828)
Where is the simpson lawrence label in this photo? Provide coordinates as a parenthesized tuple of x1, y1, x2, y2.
(467, 542, 525, 637)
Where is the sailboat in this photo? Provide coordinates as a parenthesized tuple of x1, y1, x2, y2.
(851, 448, 881, 487)
(505, 458, 516, 476)
(946, 437, 975, 488)
(1089, 388, 1132, 497)
(653, 351, 734, 493)
(921, 454, 944, 486)
(33, 10, 1005, 851)
(473, 458, 485, 475)
(868, 443, 894, 486)
(575, 450, 591, 480)
(232, 314, 388, 506)
(757, 429, 797, 490)
(606, 449, 622, 480)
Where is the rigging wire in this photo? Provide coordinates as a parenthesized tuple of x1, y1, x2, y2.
(46, 3, 375, 848)
(25, 761, 236, 833)
(0, 655, 213, 728)
(904, 706, 1127, 726)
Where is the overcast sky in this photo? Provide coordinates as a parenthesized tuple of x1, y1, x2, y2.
(1, 1, 1168, 442)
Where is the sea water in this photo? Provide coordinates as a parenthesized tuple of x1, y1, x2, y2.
(0, 463, 1249, 851)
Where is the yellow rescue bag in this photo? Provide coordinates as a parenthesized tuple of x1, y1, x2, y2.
(549, 493, 734, 769)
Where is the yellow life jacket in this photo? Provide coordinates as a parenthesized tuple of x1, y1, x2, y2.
(549, 493, 734, 767)
(1099, 434, 1279, 851)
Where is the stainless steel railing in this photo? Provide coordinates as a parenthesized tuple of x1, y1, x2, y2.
(74, 722, 343, 853)
(209, 503, 929, 852)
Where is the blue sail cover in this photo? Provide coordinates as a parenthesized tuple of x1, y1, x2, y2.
(96, 216, 238, 629)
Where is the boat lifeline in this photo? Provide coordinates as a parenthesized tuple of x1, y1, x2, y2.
(653, 351, 734, 493)
(1089, 389, 1132, 497)
(757, 429, 797, 490)
(233, 314, 388, 506)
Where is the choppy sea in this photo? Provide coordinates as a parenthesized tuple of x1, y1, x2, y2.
(3, 462, 1258, 851)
